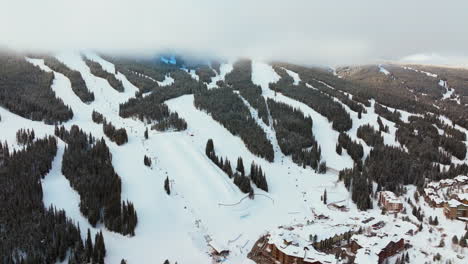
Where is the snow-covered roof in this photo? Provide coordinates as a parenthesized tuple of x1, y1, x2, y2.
(455, 193, 468, 202)
(353, 235, 403, 263)
(440, 179, 455, 186)
(426, 194, 444, 205)
(379, 191, 402, 204)
(427, 182, 439, 189)
(267, 224, 353, 263)
(426, 175, 467, 190)
(424, 188, 435, 196)
(447, 199, 463, 207)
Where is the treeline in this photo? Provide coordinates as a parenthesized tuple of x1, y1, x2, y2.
(194, 87, 274, 161)
(267, 99, 324, 171)
(0, 136, 104, 263)
(225, 59, 270, 125)
(337, 65, 438, 115)
(271, 67, 352, 132)
(205, 139, 268, 193)
(105, 55, 177, 84)
(151, 112, 187, 131)
(396, 116, 466, 163)
(92, 110, 128, 145)
(284, 65, 367, 114)
(83, 57, 125, 92)
(374, 103, 402, 124)
(362, 145, 431, 194)
(42, 56, 95, 103)
(119, 70, 197, 131)
(356, 124, 383, 146)
(419, 113, 466, 141)
(275, 63, 372, 107)
(337, 133, 363, 163)
(16, 128, 35, 145)
(339, 167, 373, 210)
(55, 125, 137, 236)
(120, 99, 187, 132)
(387, 65, 444, 100)
(115, 66, 157, 93)
(195, 65, 216, 83)
(104, 121, 128, 145)
(0, 52, 73, 124)
(341, 129, 468, 211)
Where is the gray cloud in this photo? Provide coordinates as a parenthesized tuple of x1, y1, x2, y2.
(1, 0, 467, 65)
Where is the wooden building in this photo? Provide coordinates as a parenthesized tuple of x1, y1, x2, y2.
(378, 191, 403, 212)
(444, 199, 468, 221)
(377, 239, 404, 264)
(268, 243, 324, 264)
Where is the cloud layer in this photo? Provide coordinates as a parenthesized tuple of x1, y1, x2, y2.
(1, 0, 467, 65)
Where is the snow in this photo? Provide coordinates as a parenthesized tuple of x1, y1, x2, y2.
(157, 74, 175, 86)
(237, 94, 284, 162)
(282, 67, 301, 85)
(207, 62, 233, 89)
(252, 61, 353, 170)
(402, 65, 438, 78)
(378, 64, 390, 75)
(268, 226, 337, 263)
(379, 191, 402, 204)
(1, 55, 467, 264)
(181, 67, 200, 81)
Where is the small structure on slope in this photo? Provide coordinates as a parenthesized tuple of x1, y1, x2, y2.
(207, 239, 230, 263)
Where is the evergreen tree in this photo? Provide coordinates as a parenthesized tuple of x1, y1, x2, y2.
(336, 143, 342, 155)
(144, 127, 149, 139)
(144, 155, 152, 167)
(236, 157, 245, 176)
(460, 237, 467, 247)
(85, 229, 93, 262)
(318, 161, 327, 174)
(164, 177, 171, 195)
(205, 139, 214, 157)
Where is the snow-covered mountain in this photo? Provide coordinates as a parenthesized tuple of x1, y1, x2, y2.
(1, 51, 467, 264)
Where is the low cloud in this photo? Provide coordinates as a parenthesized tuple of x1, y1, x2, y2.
(1, 0, 467, 65)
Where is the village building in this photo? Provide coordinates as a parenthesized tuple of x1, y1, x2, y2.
(377, 239, 405, 264)
(353, 236, 405, 264)
(423, 188, 445, 207)
(378, 191, 403, 212)
(250, 224, 358, 264)
(424, 175, 468, 221)
(444, 199, 468, 221)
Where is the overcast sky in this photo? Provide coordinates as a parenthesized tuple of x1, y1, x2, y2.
(1, 0, 468, 65)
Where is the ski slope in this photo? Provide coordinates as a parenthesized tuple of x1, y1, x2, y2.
(0, 54, 466, 263)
